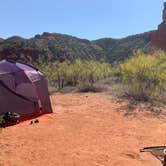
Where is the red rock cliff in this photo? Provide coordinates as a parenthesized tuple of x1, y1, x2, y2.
(151, 2, 166, 50)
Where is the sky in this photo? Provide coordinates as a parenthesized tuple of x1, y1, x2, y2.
(0, 0, 165, 40)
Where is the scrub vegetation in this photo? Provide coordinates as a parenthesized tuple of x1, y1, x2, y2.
(37, 59, 111, 91)
(37, 50, 166, 105)
(113, 50, 166, 103)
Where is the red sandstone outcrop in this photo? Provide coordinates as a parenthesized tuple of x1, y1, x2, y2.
(151, 2, 166, 50)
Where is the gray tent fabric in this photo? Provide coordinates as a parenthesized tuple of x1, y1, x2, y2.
(0, 60, 53, 120)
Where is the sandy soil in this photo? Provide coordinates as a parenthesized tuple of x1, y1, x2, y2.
(0, 93, 166, 166)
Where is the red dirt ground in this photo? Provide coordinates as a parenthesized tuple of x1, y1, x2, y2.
(0, 93, 166, 166)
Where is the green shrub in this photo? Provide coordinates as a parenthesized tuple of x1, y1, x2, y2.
(36, 59, 111, 90)
(116, 50, 166, 101)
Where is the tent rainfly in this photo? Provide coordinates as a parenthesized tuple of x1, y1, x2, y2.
(0, 59, 53, 120)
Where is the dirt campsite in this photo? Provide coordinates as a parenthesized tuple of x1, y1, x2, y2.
(0, 92, 166, 166)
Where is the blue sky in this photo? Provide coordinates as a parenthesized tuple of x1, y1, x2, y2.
(0, 0, 165, 40)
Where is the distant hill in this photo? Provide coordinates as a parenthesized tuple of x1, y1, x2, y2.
(0, 38, 4, 43)
(93, 31, 153, 62)
(0, 31, 154, 64)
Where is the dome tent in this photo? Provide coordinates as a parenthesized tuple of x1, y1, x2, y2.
(0, 59, 52, 121)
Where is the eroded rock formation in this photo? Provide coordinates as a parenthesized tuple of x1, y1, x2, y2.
(151, 2, 166, 50)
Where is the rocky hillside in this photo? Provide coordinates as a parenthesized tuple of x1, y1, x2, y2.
(93, 31, 153, 62)
(0, 31, 154, 63)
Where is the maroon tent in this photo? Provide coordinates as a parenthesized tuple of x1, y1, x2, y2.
(0, 60, 53, 121)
